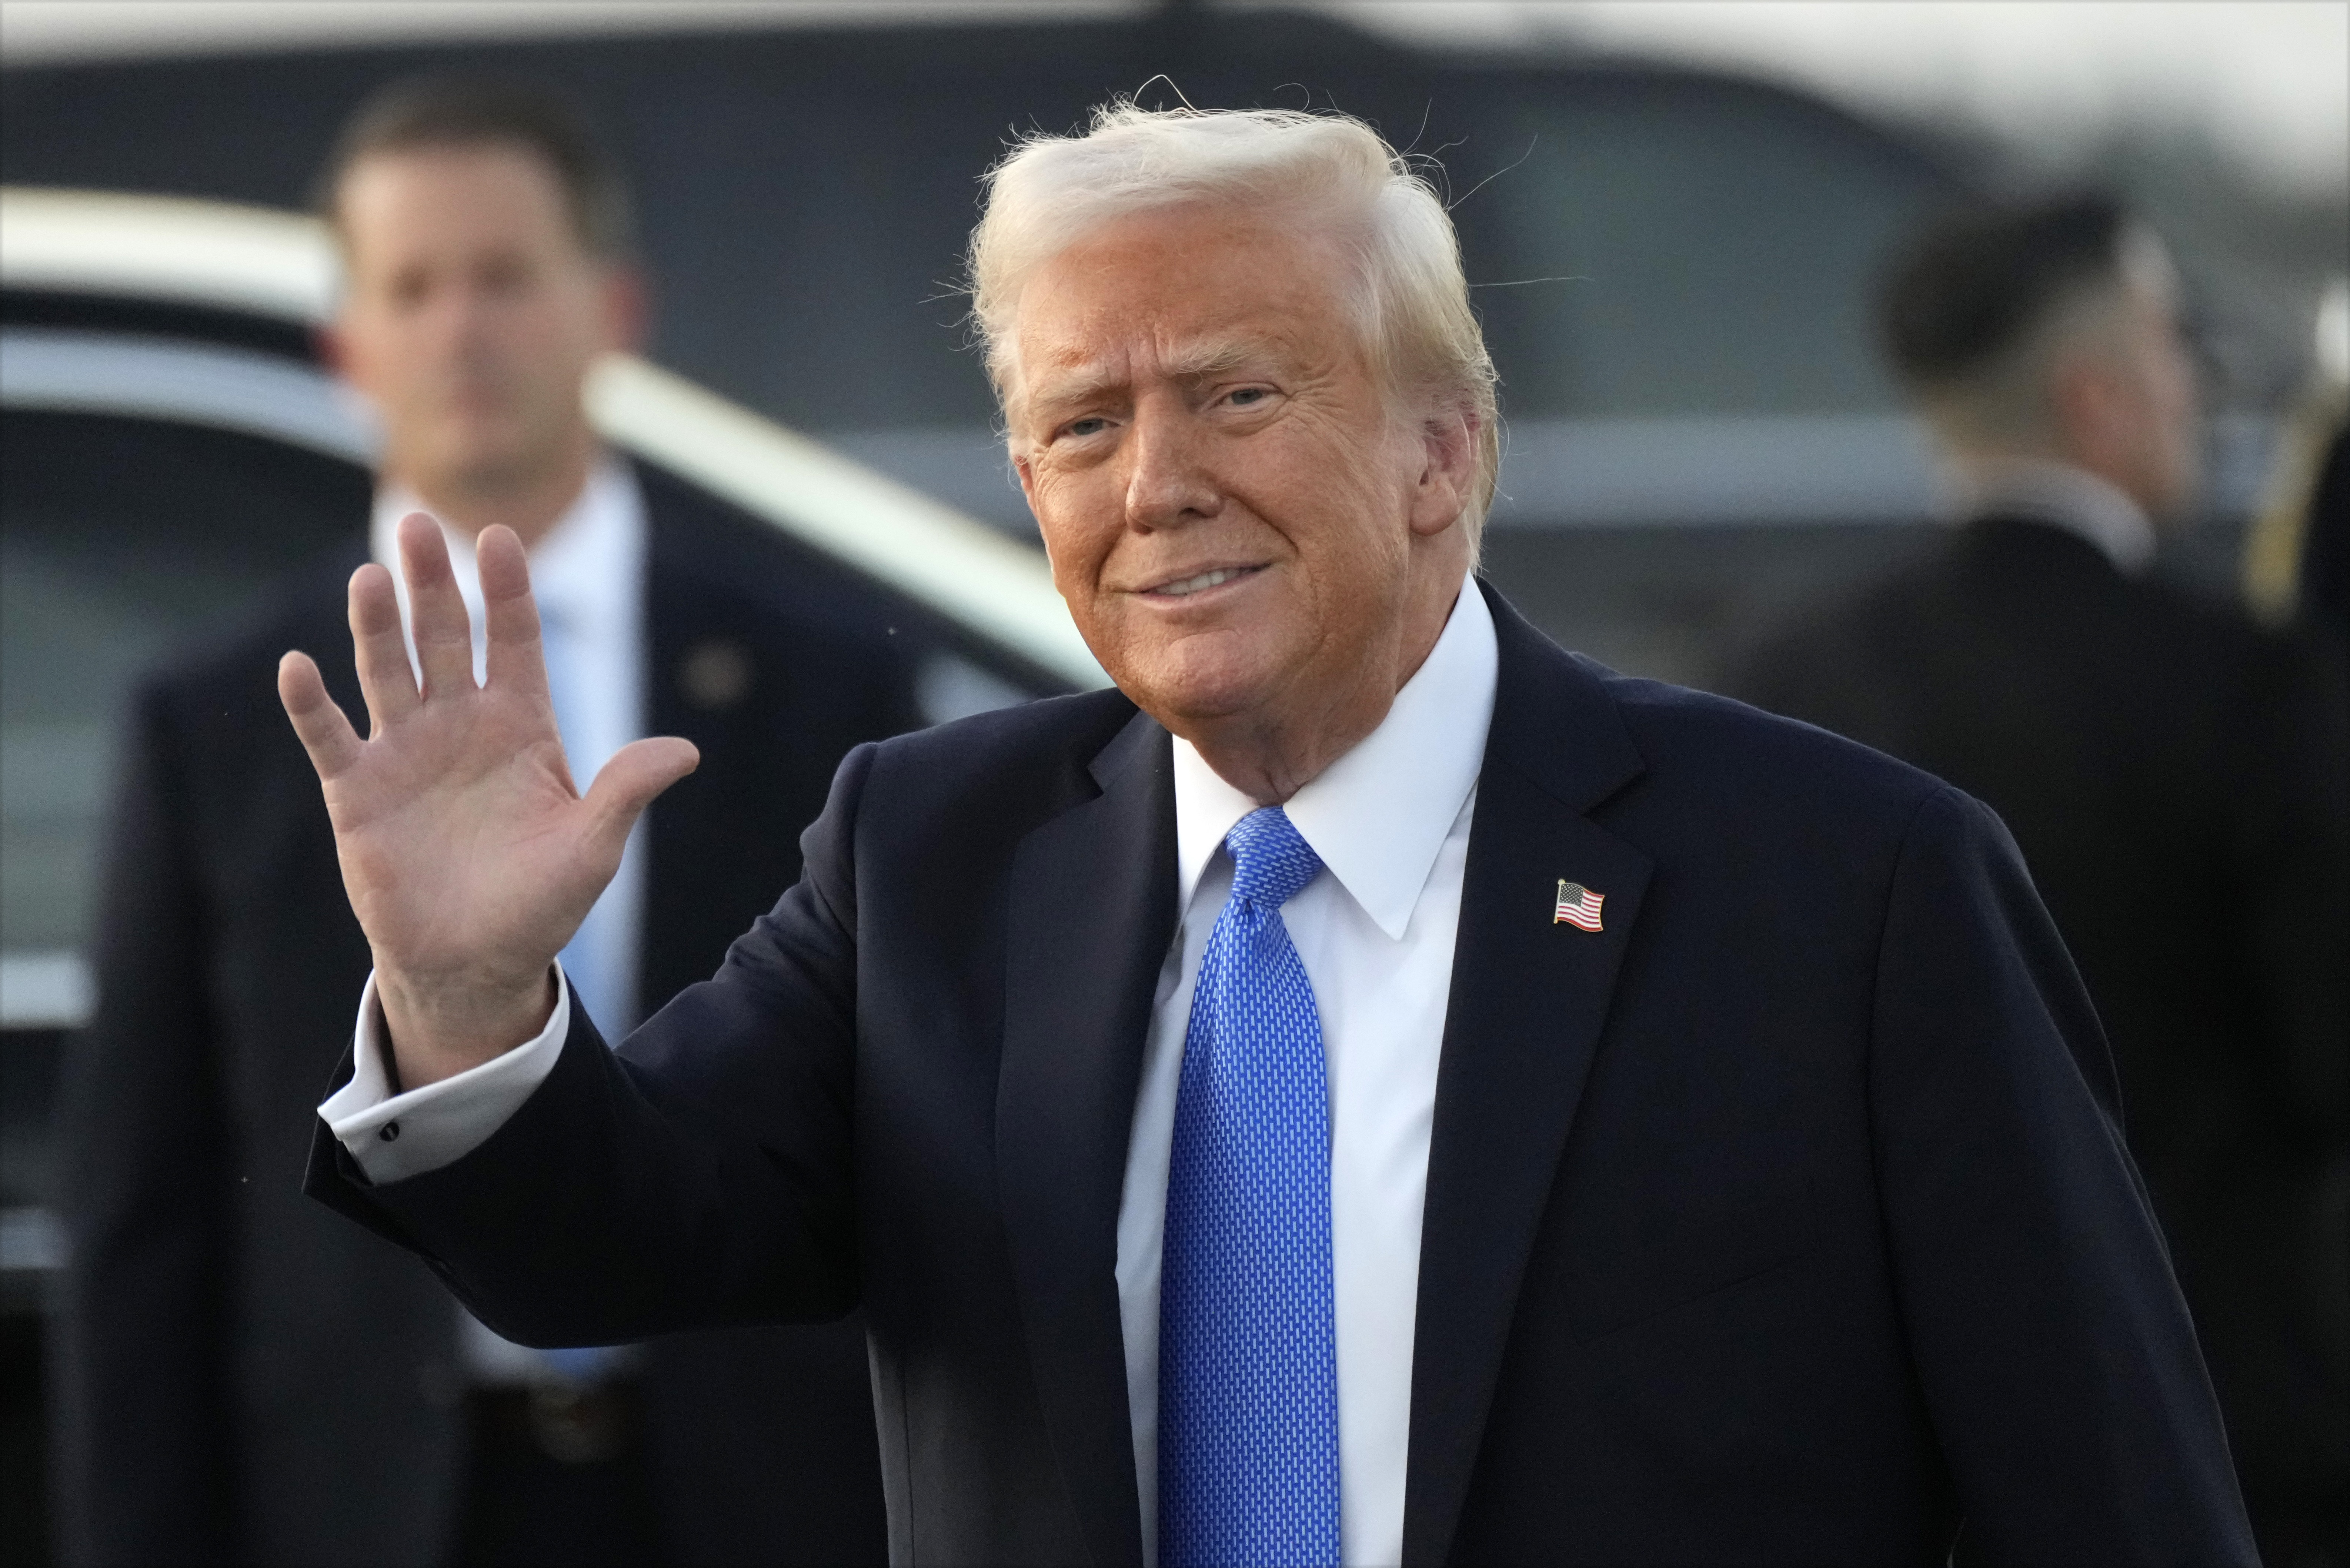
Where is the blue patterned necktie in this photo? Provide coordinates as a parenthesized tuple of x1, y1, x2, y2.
(1161, 806, 1342, 1568)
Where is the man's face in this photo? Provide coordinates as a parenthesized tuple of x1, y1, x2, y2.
(1010, 204, 1471, 746)
(2109, 261, 2203, 522)
(330, 144, 628, 499)
(2054, 245, 2202, 523)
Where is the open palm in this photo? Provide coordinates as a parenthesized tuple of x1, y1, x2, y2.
(278, 514, 697, 1084)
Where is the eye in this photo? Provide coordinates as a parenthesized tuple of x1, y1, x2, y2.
(1226, 387, 1268, 407)
(1064, 416, 1109, 438)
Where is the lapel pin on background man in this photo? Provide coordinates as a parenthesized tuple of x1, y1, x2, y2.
(286, 103, 2256, 1564)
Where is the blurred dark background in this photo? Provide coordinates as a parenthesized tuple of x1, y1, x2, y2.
(3, 4, 2343, 1564)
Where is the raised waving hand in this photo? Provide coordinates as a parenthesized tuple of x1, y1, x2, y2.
(277, 514, 698, 1087)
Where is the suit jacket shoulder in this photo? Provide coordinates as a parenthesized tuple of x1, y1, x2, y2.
(1593, 658, 1947, 823)
(1486, 589, 1954, 884)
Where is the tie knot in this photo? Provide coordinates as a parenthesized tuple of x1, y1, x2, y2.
(1223, 807, 1322, 911)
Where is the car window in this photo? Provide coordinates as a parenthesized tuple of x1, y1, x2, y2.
(1460, 76, 1953, 418)
(0, 409, 369, 954)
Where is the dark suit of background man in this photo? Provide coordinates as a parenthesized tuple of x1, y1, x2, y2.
(285, 106, 2253, 1564)
(53, 77, 907, 1568)
(1729, 196, 2350, 1567)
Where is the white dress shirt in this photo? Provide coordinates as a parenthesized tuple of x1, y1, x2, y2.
(1121, 575, 1495, 1567)
(1949, 455, 2158, 575)
(322, 574, 1499, 1565)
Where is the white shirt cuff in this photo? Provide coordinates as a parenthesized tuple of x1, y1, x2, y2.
(319, 965, 572, 1184)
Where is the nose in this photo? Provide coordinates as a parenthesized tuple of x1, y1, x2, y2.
(1122, 398, 1221, 531)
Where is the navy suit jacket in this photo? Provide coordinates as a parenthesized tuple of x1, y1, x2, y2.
(310, 583, 2253, 1565)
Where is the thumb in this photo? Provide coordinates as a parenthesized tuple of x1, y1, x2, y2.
(582, 736, 701, 853)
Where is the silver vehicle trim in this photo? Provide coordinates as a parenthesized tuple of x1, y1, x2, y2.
(0, 186, 1107, 689)
(1, 327, 378, 461)
(0, 951, 90, 1031)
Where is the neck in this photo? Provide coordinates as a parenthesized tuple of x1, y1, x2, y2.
(1185, 570, 1465, 807)
(393, 436, 597, 551)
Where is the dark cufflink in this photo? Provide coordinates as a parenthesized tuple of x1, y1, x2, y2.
(379, 1121, 401, 1143)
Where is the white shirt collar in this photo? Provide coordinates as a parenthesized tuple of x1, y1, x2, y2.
(370, 456, 645, 679)
(1171, 573, 1499, 941)
(1947, 456, 2157, 575)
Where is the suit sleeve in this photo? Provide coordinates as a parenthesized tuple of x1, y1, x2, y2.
(304, 740, 882, 1349)
(1867, 786, 2257, 1565)
(51, 682, 236, 1566)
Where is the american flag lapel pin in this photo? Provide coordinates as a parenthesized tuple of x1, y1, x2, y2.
(1554, 879, 1605, 932)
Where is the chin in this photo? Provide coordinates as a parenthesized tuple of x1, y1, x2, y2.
(446, 444, 543, 493)
(1116, 648, 1278, 735)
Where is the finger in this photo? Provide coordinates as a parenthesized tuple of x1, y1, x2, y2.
(580, 737, 700, 860)
(348, 561, 420, 733)
(477, 525, 552, 706)
(277, 650, 364, 781)
(398, 512, 477, 700)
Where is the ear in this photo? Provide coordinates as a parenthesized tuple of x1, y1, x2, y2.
(599, 264, 650, 355)
(1407, 402, 1480, 538)
(313, 321, 349, 380)
(317, 313, 381, 403)
(2049, 352, 2126, 474)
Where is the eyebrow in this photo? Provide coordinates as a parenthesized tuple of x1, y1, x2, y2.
(1024, 335, 1277, 414)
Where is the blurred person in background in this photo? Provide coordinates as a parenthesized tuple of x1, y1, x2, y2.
(1728, 194, 2349, 1567)
(2299, 422, 2350, 635)
(2244, 281, 2349, 643)
(2237, 364, 2350, 644)
(51, 74, 908, 1568)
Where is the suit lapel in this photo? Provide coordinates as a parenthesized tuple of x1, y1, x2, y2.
(1402, 586, 1653, 1566)
(636, 488, 788, 1006)
(999, 710, 1176, 1568)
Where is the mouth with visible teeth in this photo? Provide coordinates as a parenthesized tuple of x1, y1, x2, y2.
(1142, 564, 1265, 599)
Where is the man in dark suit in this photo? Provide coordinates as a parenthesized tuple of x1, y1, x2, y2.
(284, 107, 2254, 1564)
(53, 77, 907, 1567)
(1727, 196, 2349, 1566)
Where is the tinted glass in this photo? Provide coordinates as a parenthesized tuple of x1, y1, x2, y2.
(0, 410, 369, 952)
(0, 17, 1959, 435)
(1463, 77, 1953, 417)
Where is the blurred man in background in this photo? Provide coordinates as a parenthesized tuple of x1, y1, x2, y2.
(2243, 284, 2348, 645)
(52, 76, 907, 1567)
(2299, 423, 2350, 635)
(1729, 195, 2349, 1567)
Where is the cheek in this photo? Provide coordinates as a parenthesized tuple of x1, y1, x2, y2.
(2167, 361, 2199, 425)
(1034, 493, 1118, 605)
(1281, 458, 1410, 587)
(519, 304, 586, 368)
(1032, 461, 1126, 553)
(1255, 412, 1412, 534)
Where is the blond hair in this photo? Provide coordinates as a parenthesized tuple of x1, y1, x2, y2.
(968, 100, 1501, 539)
